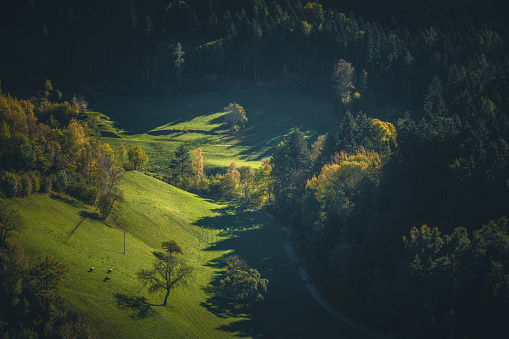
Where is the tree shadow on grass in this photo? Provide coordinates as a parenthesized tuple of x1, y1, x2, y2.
(151, 251, 165, 260)
(50, 193, 84, 208)
(79, 210, 101, 220)
(194, 205, 261, 238)
(199, 272, 239, 319)
(113, 293, 157, 319)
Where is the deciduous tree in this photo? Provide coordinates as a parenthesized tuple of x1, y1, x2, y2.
(127, 145, 148, 171)
(192, 147, 204, 184)
(222, 161, 241, 200)
(332, 59, 355, 104)
(137, 241, 193, 306)
(220, 266, 268, 309)
(224, 103, 248, 132)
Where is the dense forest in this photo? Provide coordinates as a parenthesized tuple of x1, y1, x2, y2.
(1, 0, 509, 338)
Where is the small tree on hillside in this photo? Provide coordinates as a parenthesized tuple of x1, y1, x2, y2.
(137, 241, 193, 306)
(192, 147, 205, 188)
(127, 146, 148, 170)
(220, 265, 268, 309)
(224, 103, 247, 132)
(169, 145, 193, 186)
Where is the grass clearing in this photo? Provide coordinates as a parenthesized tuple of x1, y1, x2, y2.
(92, 91, 339, 172)
(7, 171, 365, 338)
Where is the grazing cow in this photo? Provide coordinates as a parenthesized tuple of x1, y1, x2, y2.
(104, 277, 111, 282)
(107, 269, 113, 273)
(88, 267, 94, 272)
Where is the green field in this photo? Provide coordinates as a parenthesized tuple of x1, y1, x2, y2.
(6, 171, 365, 338)
(91, 91, 339, 173)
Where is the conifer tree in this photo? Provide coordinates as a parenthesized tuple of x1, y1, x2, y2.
(173, 42, 185, 89)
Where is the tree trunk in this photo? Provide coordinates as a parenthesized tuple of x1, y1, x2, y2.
(163, 289, 170, 306)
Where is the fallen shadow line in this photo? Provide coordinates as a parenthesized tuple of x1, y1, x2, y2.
(67, 216, 88, 239)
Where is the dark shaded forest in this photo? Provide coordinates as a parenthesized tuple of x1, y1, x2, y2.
(1, 0, 509, 338)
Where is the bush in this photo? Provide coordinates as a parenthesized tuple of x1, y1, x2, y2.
(1, 172, 19, 197)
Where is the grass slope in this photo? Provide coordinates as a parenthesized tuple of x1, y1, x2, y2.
(7, 171, 365, 339)
(91, 91, 339, 172)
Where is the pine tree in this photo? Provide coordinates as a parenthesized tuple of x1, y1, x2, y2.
(169, 145, 192, 185)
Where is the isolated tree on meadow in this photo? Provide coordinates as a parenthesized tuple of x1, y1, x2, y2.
(137, 241, 193, 306)
(220, 259, 268, 309)
(127, 146, 148, 170)
(224, 103, 247, 132)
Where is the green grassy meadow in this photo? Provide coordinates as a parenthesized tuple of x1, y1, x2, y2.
(6, 171, 365, 338)
(91, 91, 339, 173)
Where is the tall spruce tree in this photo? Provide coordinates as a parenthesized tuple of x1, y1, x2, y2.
(169, 145, 192, 185)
